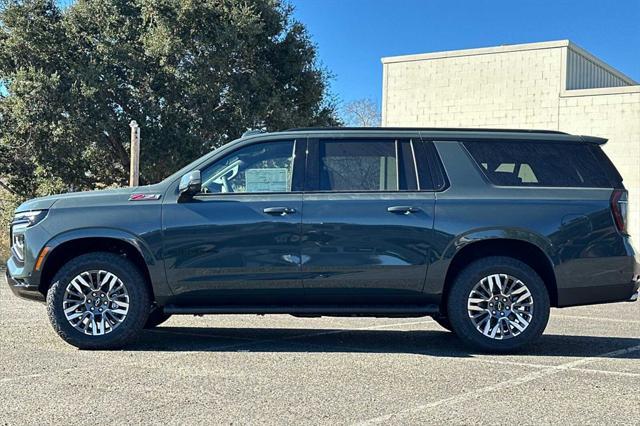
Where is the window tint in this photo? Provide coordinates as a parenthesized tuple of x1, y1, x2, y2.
(306, 139, 419, 192)
(398, 140, 418, 191)
(412, 141, 446, 190)
(200, 141, 295, 193)
(317, 140, 397, 191)
(588, 145, 624, 188)
(463, 141, 614, 188)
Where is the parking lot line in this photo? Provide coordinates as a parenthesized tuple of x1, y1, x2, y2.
(462, 356, 640, 378)
(554, 314, 640, 324)
(0, 319, 435, 383)
(355, 343, 640, 425)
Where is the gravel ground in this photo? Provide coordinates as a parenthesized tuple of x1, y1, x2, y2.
(1, 273, 639, 425)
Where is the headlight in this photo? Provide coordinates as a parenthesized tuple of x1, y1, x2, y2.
(10, 210, 48, 262)
(12, 210, 48, 228)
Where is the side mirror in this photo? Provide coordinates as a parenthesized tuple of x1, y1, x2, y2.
(178, 170, 201, 201)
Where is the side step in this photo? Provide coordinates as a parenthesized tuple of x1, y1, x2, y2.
(163, 304, 439, 316)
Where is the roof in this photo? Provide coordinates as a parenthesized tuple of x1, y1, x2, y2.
(286, 127, 567, 134)
(381, 40, 637, 88)
(240, 127, 607, 145)
(381, 40, 573, 64)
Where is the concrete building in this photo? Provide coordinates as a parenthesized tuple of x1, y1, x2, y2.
(381, 40, 640, 238)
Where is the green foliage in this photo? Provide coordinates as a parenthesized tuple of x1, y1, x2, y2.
(0, 191, 22, 262)
(0, 0, 339, 198)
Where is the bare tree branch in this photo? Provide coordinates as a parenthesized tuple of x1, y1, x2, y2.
(342, 98, 381, 127)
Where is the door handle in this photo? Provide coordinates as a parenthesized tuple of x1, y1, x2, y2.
(263, 206, 296, 215)
(387, 206, 420, 214)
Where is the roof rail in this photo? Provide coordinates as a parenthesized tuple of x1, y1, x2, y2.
(242, 129, 266, 138)
(284, 126, 568, 135)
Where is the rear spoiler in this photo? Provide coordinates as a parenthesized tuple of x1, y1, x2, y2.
(579, 135, 608, 145)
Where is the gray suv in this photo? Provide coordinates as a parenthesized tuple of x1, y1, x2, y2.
(6, 128, 640, 352)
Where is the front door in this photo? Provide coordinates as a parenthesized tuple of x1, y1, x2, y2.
(162, 139, 305, 306)
(301, 137, 437, 305)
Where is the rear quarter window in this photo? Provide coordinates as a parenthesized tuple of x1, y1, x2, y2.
(463, 140, 620, 188)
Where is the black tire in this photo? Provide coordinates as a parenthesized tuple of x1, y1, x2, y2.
(46, 252, 151, 350)
(144, 309, 172, 328)
(433, 316, 453, 332)
(447, 256, 550, 353)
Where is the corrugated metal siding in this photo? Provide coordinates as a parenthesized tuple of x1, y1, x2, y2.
(567, 49, 631, 90)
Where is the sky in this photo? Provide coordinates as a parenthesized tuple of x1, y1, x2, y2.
(13, 0, 640, 107)
(291, 0, 640, 107)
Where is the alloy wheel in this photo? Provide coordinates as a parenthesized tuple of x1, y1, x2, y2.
(467, 273, 534, 340)
(62, 270, 130, 336)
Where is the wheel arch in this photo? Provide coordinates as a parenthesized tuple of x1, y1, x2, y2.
(37, 229, 162, 300)
(439, 236, 558, 313)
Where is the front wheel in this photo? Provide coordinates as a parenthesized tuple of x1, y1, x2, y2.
(432, 316, 453, 332)
(46, 252, 151, 350)
(144, 309, 172, 328)
(447, 256, 550, 353)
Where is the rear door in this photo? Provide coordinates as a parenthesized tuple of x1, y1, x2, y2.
(300, 137, 439, 305)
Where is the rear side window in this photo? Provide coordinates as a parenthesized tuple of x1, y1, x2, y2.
(463, 141, 619, 188)
(413, 141, 447, 190)
(306, 139, 418, 191)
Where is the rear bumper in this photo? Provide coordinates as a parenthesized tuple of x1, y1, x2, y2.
(558, 279, 639, 307)
(557, 252, 640, 307)
(556, 235, 640, 307)
(5, 267, 45, 303)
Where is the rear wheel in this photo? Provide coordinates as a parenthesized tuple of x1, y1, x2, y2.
(447, 256, 550, 352)
(46, 252, 150, 349)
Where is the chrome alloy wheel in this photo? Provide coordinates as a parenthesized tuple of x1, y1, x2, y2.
(62, 270, 130, 336)
(467, 274, 534, 340)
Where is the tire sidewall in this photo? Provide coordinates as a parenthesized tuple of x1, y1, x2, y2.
(447, 257, 550, 352)
(144, 309, 172, 328)
(46, 253, 150, 349)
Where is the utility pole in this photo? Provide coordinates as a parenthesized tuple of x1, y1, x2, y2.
(129, 120, 140, 187)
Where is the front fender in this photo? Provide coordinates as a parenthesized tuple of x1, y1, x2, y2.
(45, 228, 157, 265)
(37, 227, 169, 301)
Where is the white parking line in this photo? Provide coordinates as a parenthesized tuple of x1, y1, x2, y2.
(463, 356, 640, 378)
(554, 314, 640, 324)
(355, 344, 640, 425)
(0, 320, 435, 383)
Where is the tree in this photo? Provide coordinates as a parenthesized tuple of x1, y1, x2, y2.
(0, 0, 339, 198)
(341, 98, 380, 127)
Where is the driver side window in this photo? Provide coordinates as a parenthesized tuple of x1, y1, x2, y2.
(200, 141, 295, 194)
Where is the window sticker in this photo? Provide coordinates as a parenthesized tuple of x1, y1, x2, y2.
(245, 168, 289, 192)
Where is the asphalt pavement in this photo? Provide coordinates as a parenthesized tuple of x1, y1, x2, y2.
(1, 273, 639, 425)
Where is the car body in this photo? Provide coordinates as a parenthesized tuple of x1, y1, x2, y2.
(6, 127, 640, 351)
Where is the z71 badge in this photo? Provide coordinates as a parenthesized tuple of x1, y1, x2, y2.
(128, 193, 162, 201)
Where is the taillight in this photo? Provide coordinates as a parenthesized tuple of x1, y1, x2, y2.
(610, 189, 628, 234)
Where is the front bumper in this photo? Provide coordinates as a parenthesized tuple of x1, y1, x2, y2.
(5, 267, 45, 303)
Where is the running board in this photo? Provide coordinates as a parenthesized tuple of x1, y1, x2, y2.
(163, 304, 439, 316)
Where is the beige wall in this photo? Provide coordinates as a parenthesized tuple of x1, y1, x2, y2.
(558, 88, 640, 237)
(382, 41, 640, 239)
(383, 47, 564, 129)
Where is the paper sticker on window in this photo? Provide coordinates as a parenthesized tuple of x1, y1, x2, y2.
(245, 168, 288, 192)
